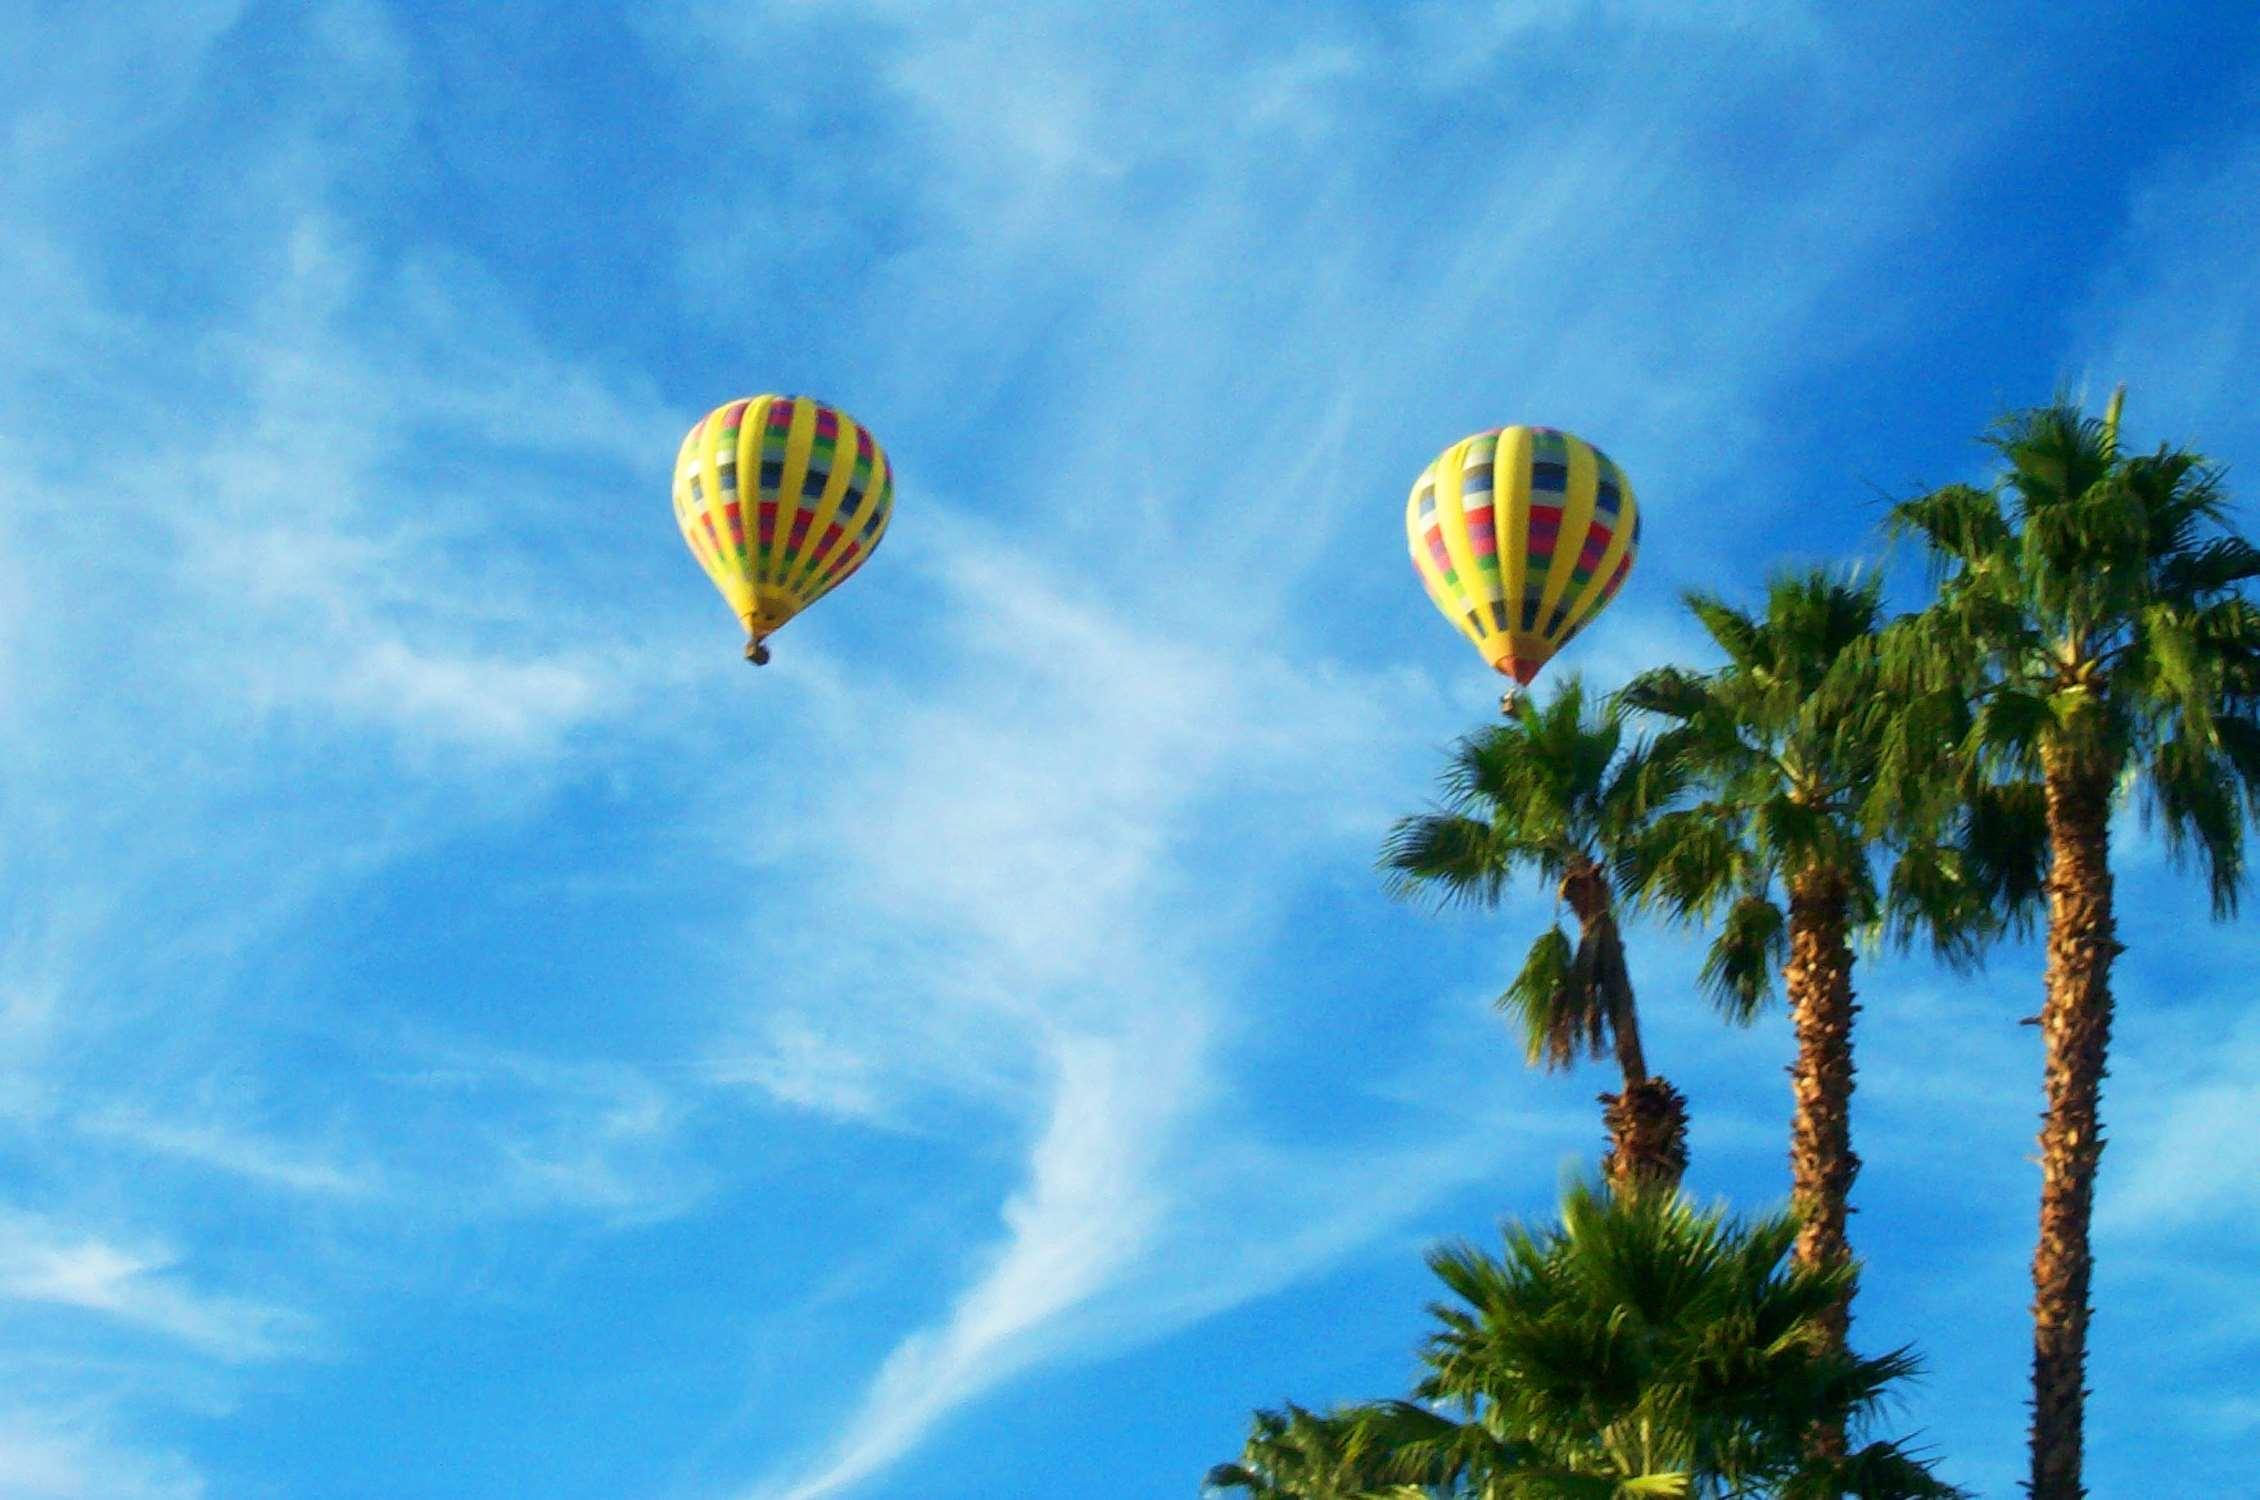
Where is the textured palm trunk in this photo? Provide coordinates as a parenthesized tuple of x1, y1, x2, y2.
(2030, 757, 2120, 1500)
(1599, 1071, 1689, 1195)
(1566, 866, 1688, 1195)
(1785, 868, 1859, 1467)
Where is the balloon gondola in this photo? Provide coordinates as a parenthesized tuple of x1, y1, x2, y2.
(673, 394, 894, 665)
(1405, 425, 1640, 710)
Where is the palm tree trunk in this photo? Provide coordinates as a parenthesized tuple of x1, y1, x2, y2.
(1599, 1074, 1689, 1195)
(1571, 888, 1690, 1197)
(1590, 909, 1648, 1086)
(2030, 757, 2121, 1500)
(1785, 868, 1859, 1466)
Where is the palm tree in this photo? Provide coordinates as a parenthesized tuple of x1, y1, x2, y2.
(1618, 572, 1987, 1442)
(1214, 1182, 1964, 1498)
(1205, 1403, 1406, 1499)
(1381, 677, 1692, 1194)
(1885, 391, 2260, 1500)
(1414, 1183, 1964, 1498)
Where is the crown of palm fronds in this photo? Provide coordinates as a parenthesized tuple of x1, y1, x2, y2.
(1409, 1182, 1964, 1499)
(1381, 676, 1674, 904)
(1208, 1183, 1964, 1499)
(1380, 677, 1687, 1066)
(1620, 568, 2008, 1010)
(1885, 393, 2260, 915)
(1204, 1403, 1402, 1499)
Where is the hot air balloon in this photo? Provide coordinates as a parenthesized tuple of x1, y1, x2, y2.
(673, 394, 894, 664)
(1406, 425, 1639, 701)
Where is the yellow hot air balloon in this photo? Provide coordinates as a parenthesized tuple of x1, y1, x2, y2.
(1407, 425, 1639, 695)
(673, 394, 894, 664)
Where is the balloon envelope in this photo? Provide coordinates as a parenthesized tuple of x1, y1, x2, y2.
(1406, 426, 1639, 686)
(673, 395, 894, 657)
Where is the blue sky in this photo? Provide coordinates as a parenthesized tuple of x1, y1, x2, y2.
(4, 2, 2259, 1495)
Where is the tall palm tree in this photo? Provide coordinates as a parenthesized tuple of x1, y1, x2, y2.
(1381, 677, 1692, 1194)
(1213, 1182, 1964, 1499)
(1619, 572, 1986, 1427)
(1885, 391, 2260, 1500)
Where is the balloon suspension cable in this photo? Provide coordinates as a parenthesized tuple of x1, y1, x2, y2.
(745, 637, 772, 667)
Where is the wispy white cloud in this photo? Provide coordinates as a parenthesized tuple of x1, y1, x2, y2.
(73, 1108, 377, 1201)
(2093, 929, 2260, 1240)
(0, 1210, 310, 1363)
(708, 1016, 900, 1127)
(135, 228, 675, 760)
(390, 1042, 712, 1225)
(46, 1035, 714, 1247)
(758, 1029, 1187, 1500)
(2178, 1392, 2260, 1441)
(0, 1403, 205, 1500)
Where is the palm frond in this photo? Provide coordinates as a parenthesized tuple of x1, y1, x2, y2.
(2145, 730, 2245, 916)
(1777, 1438, 1973, 1500)
(1967, 688, 2052, 778)
(1697, 894, 1783, 1022)
(2212, 713, 2260, 816)
(1501, 926, 1607, 1071)
(2157, 533, 2260, 601)
(1883, 483, 2009, 577)
(1957, 780, 2048, 929)
(1380, 813, 1521, 907)
(1616, 667, 1715, 724)
(1992, 400, 2115, 516)
(1631, 808, 1747, 920)
(1880, 840, 1993, 970)
(1682, 592, 1768, 674)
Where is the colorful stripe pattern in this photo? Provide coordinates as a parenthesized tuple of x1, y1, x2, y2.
(672, 394, 894, 649)
(1406, 425, 1638, 685)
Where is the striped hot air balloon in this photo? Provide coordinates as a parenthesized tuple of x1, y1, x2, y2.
(1406, 425, 1639, 693)
(673, 394, 894, 664)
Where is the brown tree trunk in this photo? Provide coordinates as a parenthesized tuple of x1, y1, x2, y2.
(2030, 758, 2121, 1500)
(1786, 868, 1860, 1467)
(1600, 1075, 1689, 1195)
(1563, 864, 1648, 1085)
(1591, 910, 1648, 1088)
(1563, 865, 1684, 1195)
